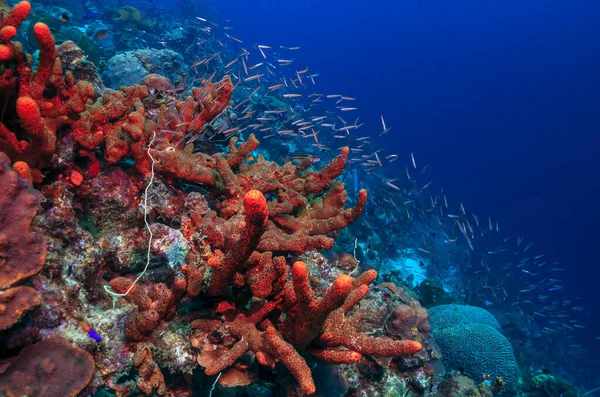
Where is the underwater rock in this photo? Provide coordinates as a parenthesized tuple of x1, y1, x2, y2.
(416, 278, 455, 308)
(56, 40, 104, 94)
(141, 73, 174, 92)
(112, 6, 154, 32)
(77, 167, 140, 229)
(150, 223, 190, 269)
(103, 48, 187, 89)
(525, 373, 580, 397)
(436, 373, 493, 397)
(50, 25, 104, 65)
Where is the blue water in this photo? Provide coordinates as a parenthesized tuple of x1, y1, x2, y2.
(211, 0, 600, 386)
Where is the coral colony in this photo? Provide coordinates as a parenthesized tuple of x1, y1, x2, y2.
(0, 2, 423, 395)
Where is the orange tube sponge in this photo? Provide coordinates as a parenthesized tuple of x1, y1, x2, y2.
(16, 96, 44, 135)
(0, 26, 16, 43)
(280, 263, 355, 350)
(15, 96, 55, 155)
(320, 308, 423, 357)
(308, 348, 362, 364)
(0, 44, 12, 60)
(3, 1, 31, 29)
(31, 23, 56, 98)
(207, 190, 268, 296)
(194, 316, 315, 395)
(12, 161, 32, 184)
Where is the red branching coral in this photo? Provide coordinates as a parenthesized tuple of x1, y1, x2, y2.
(177, 140, 367, 256)
(0, 2, 95, 177)
(0, 336, 95, 397)
(72, 85, 149, 165)
(0, 3, 233, 183)
(190, 262, 422, 394)
(193, 315, 316, 395)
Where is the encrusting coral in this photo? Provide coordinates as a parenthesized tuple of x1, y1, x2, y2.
(0, 336, 95, 397)
(0, 152, 44, 330)
(0, 2, 426, 395)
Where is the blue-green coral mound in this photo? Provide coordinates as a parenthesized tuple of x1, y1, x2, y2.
(429, 304, 501, 331)
(430, 305, 518, 393)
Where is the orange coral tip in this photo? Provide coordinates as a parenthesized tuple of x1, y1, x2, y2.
(409, 341, 423, 354)
(243, 189, 267, 214)
(292, 261, 308, 279)
(0, 26, 17, 42)
(215, 301, 236, 313)
(0, 44, 13, 61)
(70, 170, 83, 186)
(12, 161, 32, 184)
(333, 274, 352, 289)
(33, 22, 50, 36)
(16, 96, 40, 119)
(14, 1, 31, 14)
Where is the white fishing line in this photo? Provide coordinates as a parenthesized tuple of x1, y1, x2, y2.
(104, 131, 157, 304)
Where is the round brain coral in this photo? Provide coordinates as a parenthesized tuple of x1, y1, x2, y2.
(429, 305, 518, 393)
(429, 304, 501, 331)
(434, 323, 519, 392)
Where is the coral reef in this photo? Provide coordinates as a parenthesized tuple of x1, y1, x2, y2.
(0, 2, 521, 396)
(416, 278, 455, 308)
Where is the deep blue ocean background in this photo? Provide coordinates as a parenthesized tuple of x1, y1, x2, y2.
(208, 0, 600, 378)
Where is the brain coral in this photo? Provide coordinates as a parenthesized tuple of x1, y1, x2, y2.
(429, 305, 518, 392)
(429, 304, 501, 331)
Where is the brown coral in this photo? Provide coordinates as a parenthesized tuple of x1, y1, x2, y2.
(0, 152, 45, 288)
(0, 286, 40, 330)
(109, 277, 181, 340)
(0, 336, 95, 397)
